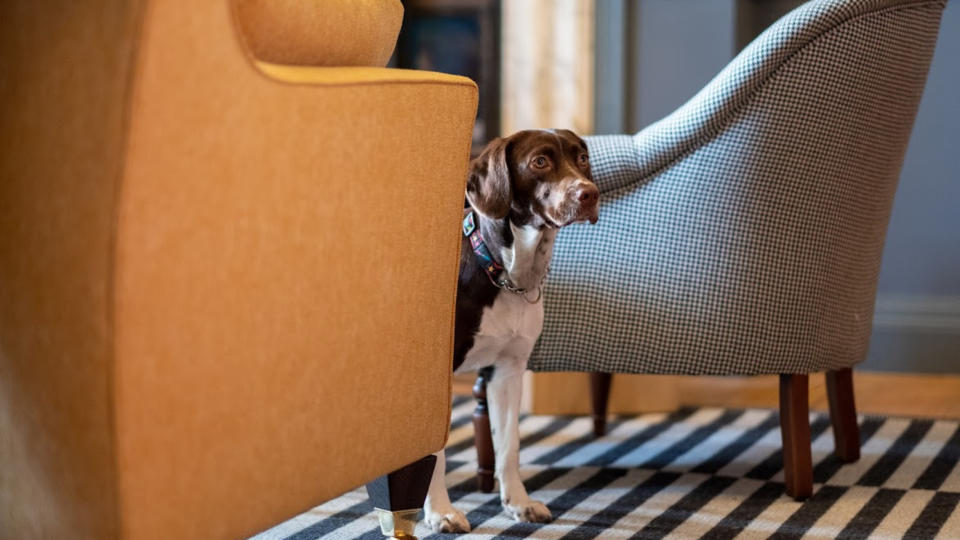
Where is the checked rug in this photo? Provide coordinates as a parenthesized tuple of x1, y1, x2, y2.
(253, 396, 960, 539)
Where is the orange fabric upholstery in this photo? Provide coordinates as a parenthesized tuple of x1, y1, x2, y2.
(0, 1, 477, 539)
(233, 0, 403, 67)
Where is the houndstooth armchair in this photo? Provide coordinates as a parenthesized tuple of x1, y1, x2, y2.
(474, 0, 946, 501)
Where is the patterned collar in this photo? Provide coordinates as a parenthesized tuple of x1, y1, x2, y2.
(462, 211, 504, 283)
(462, 211, 544, 303)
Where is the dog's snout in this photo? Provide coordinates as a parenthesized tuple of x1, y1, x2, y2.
(577, 185, 599, 205)
(573, 182, 600, 225)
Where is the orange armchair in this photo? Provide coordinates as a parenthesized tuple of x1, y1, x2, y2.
(0, 1, 477, 539)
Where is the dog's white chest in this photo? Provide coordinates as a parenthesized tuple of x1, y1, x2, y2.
(457, 225, 555, 373)
(479, 293, 544, 342)
(457, 294, 544, 373)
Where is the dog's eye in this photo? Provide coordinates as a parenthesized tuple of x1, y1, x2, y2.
(579, 153, 589, 164)
(532, 156, 549, 169)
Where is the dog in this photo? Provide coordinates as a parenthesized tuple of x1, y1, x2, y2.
(424, 129, 600, 533)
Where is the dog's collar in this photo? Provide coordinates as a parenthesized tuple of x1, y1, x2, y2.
(463, 211, 544, 304)
(463, 211, 503, 280)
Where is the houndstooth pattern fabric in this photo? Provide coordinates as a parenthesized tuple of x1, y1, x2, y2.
(529, 0, 947, 375)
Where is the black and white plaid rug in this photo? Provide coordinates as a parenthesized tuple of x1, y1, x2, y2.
(254, 396, 960, 539)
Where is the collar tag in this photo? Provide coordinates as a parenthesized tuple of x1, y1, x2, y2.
(462, 212, 476, 237)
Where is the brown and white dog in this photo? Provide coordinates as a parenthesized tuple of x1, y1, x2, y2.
(425, 129, 599, 533)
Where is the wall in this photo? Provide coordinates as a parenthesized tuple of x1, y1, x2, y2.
(501, 0, 595, 135)
(594, 0, 959, 373)
(869, 1, 960, 373)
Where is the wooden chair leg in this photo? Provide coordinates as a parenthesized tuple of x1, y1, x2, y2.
(780, 373, 813, 500)
(365, 454, 437, 539)
(589, 372, 613, 437)
(826, 368, 860, 462)
(473, 367, 495, 493)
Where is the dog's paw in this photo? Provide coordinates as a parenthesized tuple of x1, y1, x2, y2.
(503, 498, 551, 523)
(425, 506, 471, 533)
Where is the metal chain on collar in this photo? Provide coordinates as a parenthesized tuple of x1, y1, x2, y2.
(489, 265, 550, 304)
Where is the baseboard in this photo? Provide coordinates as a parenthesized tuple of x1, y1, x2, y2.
(866, 294, 960, 373)
(520, 371, 960, 419)
(872, 294, 960, 334)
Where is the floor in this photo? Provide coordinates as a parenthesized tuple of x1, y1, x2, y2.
(253, 396, 960, 539)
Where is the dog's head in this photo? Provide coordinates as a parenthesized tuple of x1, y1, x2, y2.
(466, 129, 599, 228)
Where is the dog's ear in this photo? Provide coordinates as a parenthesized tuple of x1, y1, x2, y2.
(466, 136, 512, 219)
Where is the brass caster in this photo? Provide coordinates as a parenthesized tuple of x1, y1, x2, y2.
(374, 507, 420, 539)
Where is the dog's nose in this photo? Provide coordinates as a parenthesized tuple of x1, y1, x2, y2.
(577, 185, 599, 205)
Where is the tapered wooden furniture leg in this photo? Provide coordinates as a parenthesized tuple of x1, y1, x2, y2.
(473, 367, 495, 493)
(780, 373, 813, 500)
(826, 368, 860, 462)
(589, 372, 613, 437)
(365, 454, 437, 539)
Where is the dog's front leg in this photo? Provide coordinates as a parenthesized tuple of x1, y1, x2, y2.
(486, 360, 552, 523)
(424, 450, 471, 533)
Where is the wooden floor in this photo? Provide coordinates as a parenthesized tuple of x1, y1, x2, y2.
(453, 371, 960, 419)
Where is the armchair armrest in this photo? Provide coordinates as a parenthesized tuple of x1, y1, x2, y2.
(113, 2, 480, 539)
